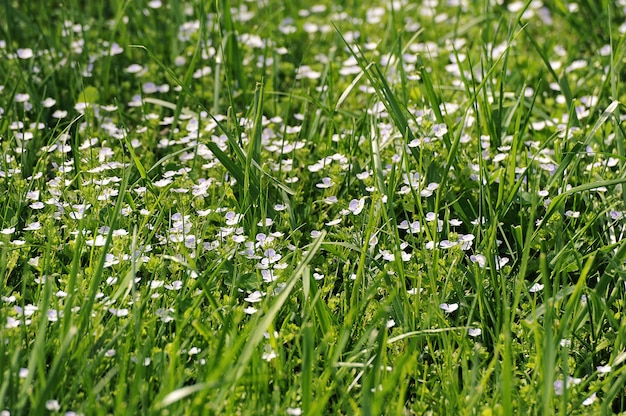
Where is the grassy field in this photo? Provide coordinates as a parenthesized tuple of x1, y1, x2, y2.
(1, 0, 626, 414)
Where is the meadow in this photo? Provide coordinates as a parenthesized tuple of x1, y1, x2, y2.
(1, 0, 626, 414)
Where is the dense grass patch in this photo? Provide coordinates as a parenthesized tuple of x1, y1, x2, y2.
(1, 0, 625, 414)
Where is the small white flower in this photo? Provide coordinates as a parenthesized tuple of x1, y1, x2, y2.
(380, 250, 395, 261)
(433, 123, 447, 137)
(244, 291, 265, 303)
(316, 177, 335, 189)
(113, 308, 129, 317)
(468, 328, 482, 337)
(440, 303, 459, 313)
(470, 254, 487, 268)
(495, 256, 509, 270)
(326, 218, 342, 226)
(348, 198, 366, 215)
(17, 48, 34, 59)
(45, 400, 60, 411)
(262, 346, 277, 362)
(582, 393, 597, 406)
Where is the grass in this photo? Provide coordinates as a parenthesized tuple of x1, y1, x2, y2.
(0, 0, 625, 414)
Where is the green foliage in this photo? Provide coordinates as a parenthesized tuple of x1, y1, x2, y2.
(0, 0, 625, 414)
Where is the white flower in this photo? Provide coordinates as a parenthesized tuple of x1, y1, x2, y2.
(470, 254, 487, 268)
(582, 393, 597, 406)
(244, 291, 265, 303)
(45, 400, 60, 411)
(529, 283, 544, 293)
(17, 48, 34, 59)
(243, 307, 257, 315)
(316, 177, 335, 189)
(348, 198, 366, 215)
(440, 303, 459, 313)
(468, 328, 482, 337)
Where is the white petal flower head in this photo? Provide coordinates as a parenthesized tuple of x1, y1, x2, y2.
(380, 250, 395, 261)
(440, 303, 459, 313)
(470, 254, 487, 268)
(244, 291, 265, 303)
(433, 123, 448, 137)
(262, 346, 277, 362)
(529, 283, 544, 293)
(468, 328, 482, 337)
(495, 256, 509, 270)
(349, 198, 366, 215)
(316, 177, 335, 189)
(17, 48, 34, 59)
(582, 393, 597, 406)
(45, 400, 60, 411)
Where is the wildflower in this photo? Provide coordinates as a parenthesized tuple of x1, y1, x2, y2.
(468, 328, 482, 337)
(439, 240, 456, 249)
(243, 307, 257, 315)
(495, 256, 509, 270)
(348, 198, 366, 215)
(225, 211, 242, 226)
(440, 303, 459, 313)
(316, 177, 335, 189)
(582, 393, 597, 406)
(262, 269, 278, 283)
(326, 218, 342, 226)
(17, 48, 34, 59)
(380, 250, 395, 261)
(432, 123, 447, 137)
(244, 291, 265, 303)
(108, 308, 129, 317)
(470, 254, 487, 268)
(262, 345, 277, 361)
(553, 376, 582, 396)
(45, 400, 60, 411)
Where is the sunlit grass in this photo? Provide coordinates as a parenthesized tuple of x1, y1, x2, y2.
(1, 0, 625, 414)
